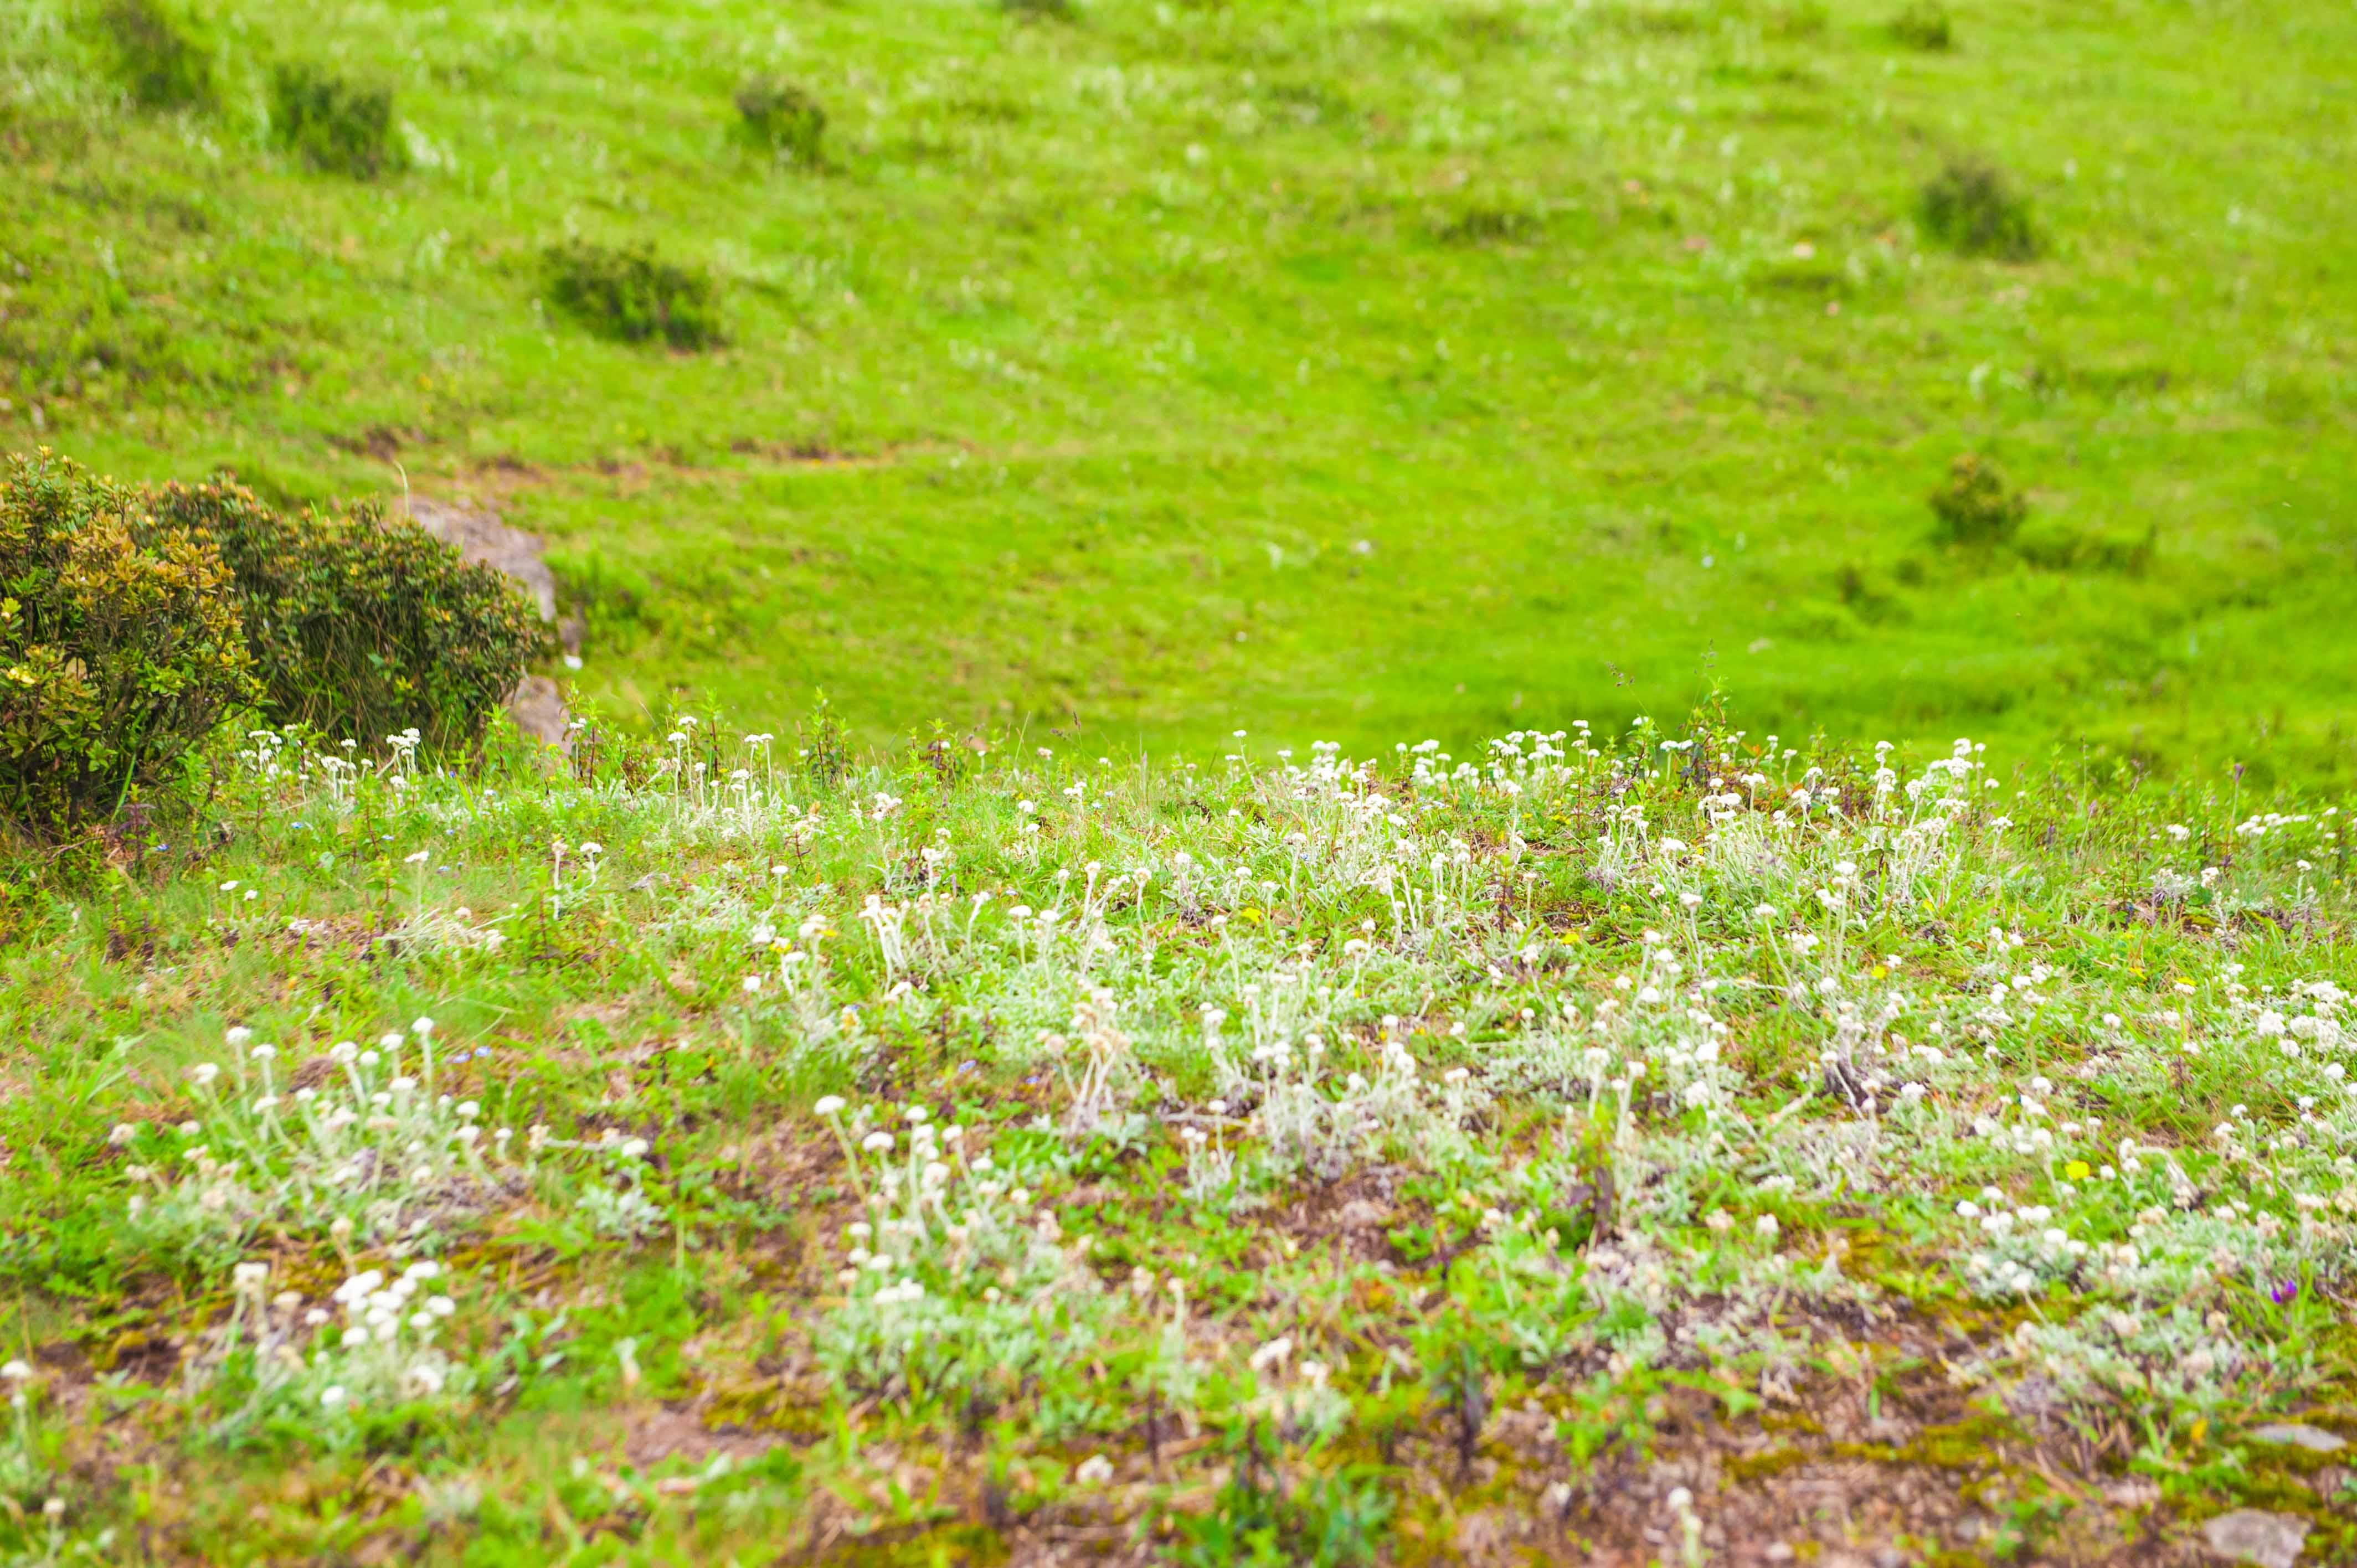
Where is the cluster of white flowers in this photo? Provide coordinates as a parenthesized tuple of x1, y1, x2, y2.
(208, 712, 2356, 1436)
(121, 1018, 518, 1249)
(1955, 1191, 2091, 1296)
(315, 1262, 461, 1405)
(197, 1255, 470, 1421)
(810, 1096, 1108, 1399)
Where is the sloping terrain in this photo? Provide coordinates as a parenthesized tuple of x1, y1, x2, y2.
(2, 0, 2354, 772)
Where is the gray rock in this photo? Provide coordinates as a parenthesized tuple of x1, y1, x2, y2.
(2202, 1509, 2308, 1568)
(2251, 1423, 2346, 1453)
(404, 497, 573, 747)
(406, 497, 558, 623)
(505, 674, 570, 749)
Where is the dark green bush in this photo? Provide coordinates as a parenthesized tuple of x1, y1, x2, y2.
(542, 241, 723, 350)
(734, 75, 826, 166)
(0, 452, 254, 837)
(1432, 204, 1544, 246)
(2014, 514, 2155, 575)
(102, 0, 215, 110)
(1919, 155, 2037, 260)
(144, 478, 541, 747)
(1889, 0, 1952, 49)
(271, 61, 407, 179)
(1928, 452, 2027, 547)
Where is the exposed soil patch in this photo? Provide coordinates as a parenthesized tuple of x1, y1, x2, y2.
(328, 424, 424, 462)
(724, 437, 895, 467)
(622, 1405, 781, 1469)
(1270, 1164, 1425, 1266)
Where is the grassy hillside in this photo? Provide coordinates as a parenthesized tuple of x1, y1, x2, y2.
(0, 719, 2349, 1560)
(3, 0, 2354, 775)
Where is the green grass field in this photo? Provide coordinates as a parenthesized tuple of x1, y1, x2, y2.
(4, 0, 2353, 775)
(9, 4, 2357, 1556)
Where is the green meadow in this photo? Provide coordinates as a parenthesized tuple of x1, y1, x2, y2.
(2, 0, 2352, 772)
(9, 3, 2357, 1557)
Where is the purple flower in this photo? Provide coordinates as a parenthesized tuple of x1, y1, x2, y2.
(2271, 1277, 2299, 1305)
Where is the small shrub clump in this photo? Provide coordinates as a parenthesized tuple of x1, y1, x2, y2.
(542, 241, 723, 350)
(1928, 451, 2027, 547)
(102, 0, 215, 111)
(146, 478, 541, 747)
(734, 75, 826, 166)
(1432, 204, 1545, 246)
(2014, 514, 2156, 575)
(0, 452, 254, 838)
(1888, 0, 1953, 49)
(271, 62, 408, 180)
(1919, 155, 2037, 260)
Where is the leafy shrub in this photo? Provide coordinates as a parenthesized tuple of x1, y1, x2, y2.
(1920, 156, 2037, 260)
(0, 452, 254, 837)
(542, 241, 723, 350)
(1889, 0, 1952, 49)
(734, 75, 826, 166)
(1928, 452, 2027, 547)
(102, 0, 215, 110)
(2014, 515, 2155, 575)
(799, 693, 853, 787)
(271, 62, 407, 180)
(143, 477, 541, 747)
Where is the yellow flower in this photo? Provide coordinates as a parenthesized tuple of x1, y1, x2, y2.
(2065, 1160, 2091, 1181)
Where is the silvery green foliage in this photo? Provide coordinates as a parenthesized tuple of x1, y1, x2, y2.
(809, 1098, 1111, 1403)
(213, 716, 2357, 1426)
(122, 1018, 515, 1256)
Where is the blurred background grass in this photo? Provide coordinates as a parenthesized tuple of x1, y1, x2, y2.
(2, 0, 2350, 778)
